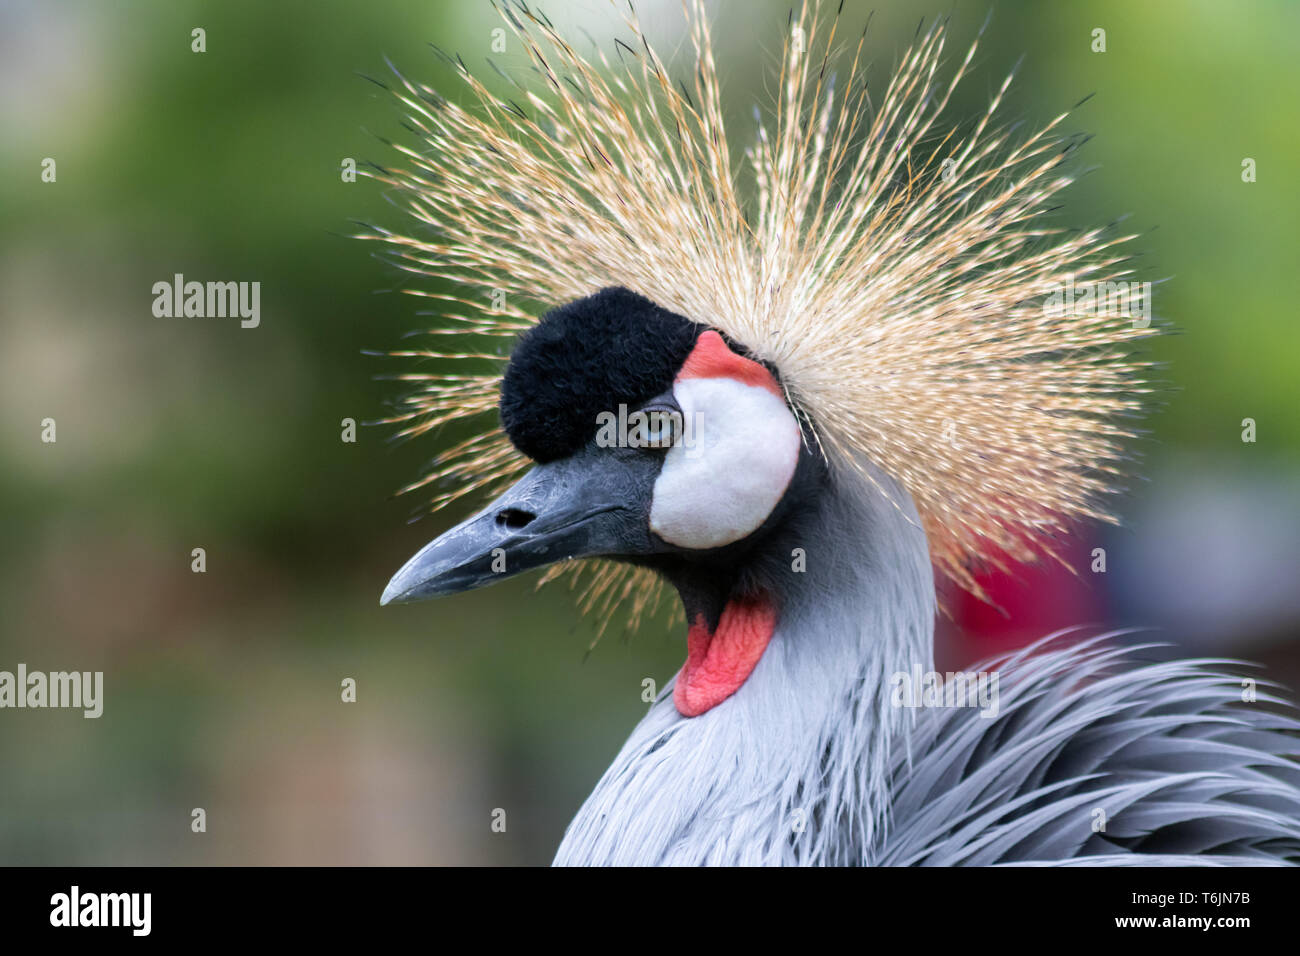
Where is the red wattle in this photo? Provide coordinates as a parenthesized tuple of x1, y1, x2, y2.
(674, 593, 777, 717)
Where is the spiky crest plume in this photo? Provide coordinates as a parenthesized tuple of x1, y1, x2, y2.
(359, 0, 1156, 629)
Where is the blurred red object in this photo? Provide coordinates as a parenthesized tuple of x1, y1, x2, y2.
(936, 528, 1107, 671)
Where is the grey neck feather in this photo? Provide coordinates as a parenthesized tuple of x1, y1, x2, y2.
(554, 459, 936, 865)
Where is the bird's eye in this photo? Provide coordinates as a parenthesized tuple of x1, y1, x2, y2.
(630, 407, 682, 450)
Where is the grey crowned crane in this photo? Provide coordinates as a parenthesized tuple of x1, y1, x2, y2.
(366, 1, 1300, 865)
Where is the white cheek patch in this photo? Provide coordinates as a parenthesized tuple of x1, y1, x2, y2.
(649, 377, 801, 550)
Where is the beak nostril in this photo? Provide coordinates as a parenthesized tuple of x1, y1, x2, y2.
(496, 508, 537, 530)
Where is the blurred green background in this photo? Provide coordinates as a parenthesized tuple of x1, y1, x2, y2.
(1, 0, 1297, 864)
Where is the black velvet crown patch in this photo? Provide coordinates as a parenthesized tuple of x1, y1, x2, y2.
(499, 287, 703, 463)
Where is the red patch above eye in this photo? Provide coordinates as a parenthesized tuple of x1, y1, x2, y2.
(677, 330, 784, 399)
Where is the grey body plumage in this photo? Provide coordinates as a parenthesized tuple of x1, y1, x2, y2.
(882, 637, 1300, 865)
(553, 462, 1300, 866)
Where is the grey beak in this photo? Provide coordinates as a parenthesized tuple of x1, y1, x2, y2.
(380, 445, 651, 605)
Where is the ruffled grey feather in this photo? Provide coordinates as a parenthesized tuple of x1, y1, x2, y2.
(878, 633, 1300, 865)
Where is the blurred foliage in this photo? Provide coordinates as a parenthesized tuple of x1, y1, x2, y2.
(0, 0, 1296, 863)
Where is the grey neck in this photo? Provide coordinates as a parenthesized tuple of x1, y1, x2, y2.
(554, 459, 937, 865)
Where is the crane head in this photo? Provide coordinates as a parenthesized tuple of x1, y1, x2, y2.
(382, 287, 827, 715)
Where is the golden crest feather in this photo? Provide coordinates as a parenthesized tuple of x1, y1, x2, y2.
(361, 0, 1156, 634)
